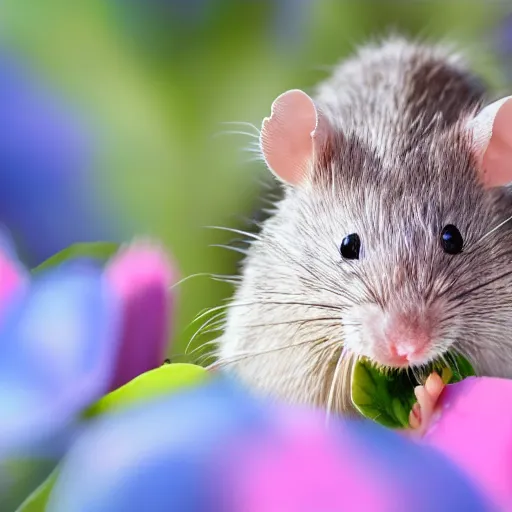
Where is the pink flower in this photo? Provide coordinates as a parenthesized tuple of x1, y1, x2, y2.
(105, 240, 176, 391)
(0, 248, 28, 324)
(422, 377, 512, 511)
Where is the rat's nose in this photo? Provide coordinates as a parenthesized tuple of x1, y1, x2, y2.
(350, 303, 437, 369)
(388, 339, 423, 363)
(383, 313, 432, 366)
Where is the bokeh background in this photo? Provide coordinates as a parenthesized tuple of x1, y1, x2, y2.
(1, 0, 511, 358)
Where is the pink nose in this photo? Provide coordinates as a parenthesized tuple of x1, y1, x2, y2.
(388, 340, 423, 363)
(383, 315, 431, 366)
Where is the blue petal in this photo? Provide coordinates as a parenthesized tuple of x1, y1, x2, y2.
(329, 413, 491, 511)
(0, 263, 121, 458)
(47, 377, 489, 512)
(48, 377, 266, 512)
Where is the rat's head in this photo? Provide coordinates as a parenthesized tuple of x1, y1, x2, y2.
(258, 89, 512, 376)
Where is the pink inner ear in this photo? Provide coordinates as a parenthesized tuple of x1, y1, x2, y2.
(482, 99, 512, 187)
(469, 96, 512, 188)
(260, 89, 318, 186)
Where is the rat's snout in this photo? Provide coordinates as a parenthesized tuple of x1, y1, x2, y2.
(381, 313, 432, 367)
(345, 304, 437, 368)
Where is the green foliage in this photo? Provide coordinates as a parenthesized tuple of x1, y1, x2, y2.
(1, 459, 56, 512)
(351, 354, 476, 429)
(31, 242, 119, 274)
(84, 362, 209, 418)
(16, 468, 58, 512)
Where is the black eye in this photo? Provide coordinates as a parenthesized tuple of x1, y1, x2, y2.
(340, 233, 361, 260)
(440, 224, 463, 255)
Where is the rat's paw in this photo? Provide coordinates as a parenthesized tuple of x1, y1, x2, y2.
(409, 372, 445, 435)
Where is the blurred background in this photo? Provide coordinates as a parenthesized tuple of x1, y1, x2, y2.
(0, 0, 511, 358)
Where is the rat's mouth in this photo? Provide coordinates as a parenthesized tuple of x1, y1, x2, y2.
(372, 351, 474, 384)
(350, 352, 476, 429)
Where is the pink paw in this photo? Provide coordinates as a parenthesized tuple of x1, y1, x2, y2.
(409, 372, 445, 436)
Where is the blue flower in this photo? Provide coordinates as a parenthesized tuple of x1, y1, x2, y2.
(48, 378, 261, 512)
(0, 261, 121, 510)
(46, 377, 490, 512)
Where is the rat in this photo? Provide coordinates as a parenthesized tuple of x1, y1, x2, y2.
(214, 35, 512, 433)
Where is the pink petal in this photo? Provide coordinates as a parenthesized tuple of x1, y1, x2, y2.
(229, 412, 388, 512)
(0, 250, 27, 322)
(422, 377, 512, 510)
(105, 240, 176, 391)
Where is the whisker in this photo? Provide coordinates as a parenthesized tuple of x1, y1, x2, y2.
(341, 351, 357, 411)
(212, 130, 259, 139)
(232, 297, 345, 312)
(190, 302, 231, 325)
(403, 368, 417, 390)
(410, 366, 421, 385)
(454, 345, 478, 372)
(208, 338, 325, 371)
(198, 323, 225, 337)
(193, 316, 342, 365)
(186, 310, 227, 355)
(186, 339, 220, 360)
(438, 353, 452, 378)
(325, 346, 347, 426)
(260, 237, 361, 304)
(191, 296, 345, 331)
(170, 272, 211, 290)
(204, 225, 262, 241)
(451, 269, 512, 302)
(206, 223, 361, 308)
(219, 121, 260, 134)
(473, 213, 512, 246)
(209, 244, 250, 256)
(210, 274, 242, 286)
(234, 316, 342, 329)
(241, 143, 262, 152)
(241, 146, 264, 154)
(245, 155, 266, 163)
(189, 301, 227, 324)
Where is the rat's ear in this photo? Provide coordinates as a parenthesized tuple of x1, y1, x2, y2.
(260, 89, 322, 186)
(466, 96, 512, 187)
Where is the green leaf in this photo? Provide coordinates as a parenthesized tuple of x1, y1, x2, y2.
(351, 354, 475, 429)
(31, 242, 119, 274)
(0, 459, 56, 512)
(351, 360, 416, 428)
(15, 467, 58, 512)
(448, 353, 476, 382)
(84, 362, 209, 419)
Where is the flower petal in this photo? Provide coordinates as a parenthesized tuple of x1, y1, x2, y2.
(0, 263, 121, 458)
(48, 377, 262, 512)
(423, 377, 512, 511)
(105, 240, 176, 391)
(47, 377, 489, 512)
(0, 240, 28, 325)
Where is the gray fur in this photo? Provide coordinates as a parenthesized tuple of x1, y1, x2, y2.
(215, 36, 512, 414)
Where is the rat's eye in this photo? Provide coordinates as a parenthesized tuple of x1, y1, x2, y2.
(340, 233, 361, 260)
(440, 224, 463, 255)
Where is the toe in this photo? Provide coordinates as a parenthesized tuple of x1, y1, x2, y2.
(424, 372, 445, 401)
(409, 403, 421, 429)
(410, 372, 446, 434)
